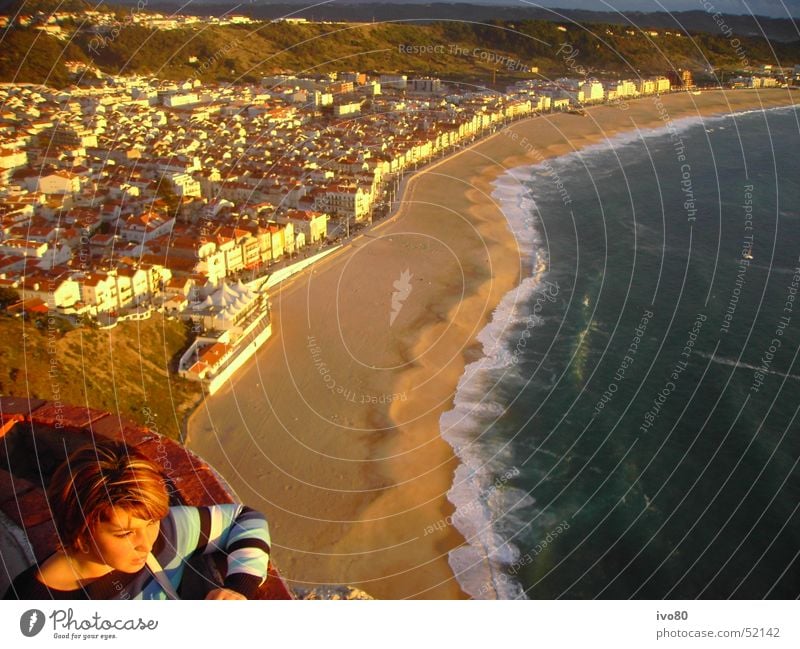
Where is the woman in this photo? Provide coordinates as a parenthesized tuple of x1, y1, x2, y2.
(3, 439, 270, 600)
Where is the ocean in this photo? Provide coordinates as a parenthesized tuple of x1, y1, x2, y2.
(441, 103, 800, 599)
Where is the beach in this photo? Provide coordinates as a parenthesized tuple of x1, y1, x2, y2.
(185, 87, 798, 599)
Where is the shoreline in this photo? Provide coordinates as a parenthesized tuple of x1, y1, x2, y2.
(185, 88, 797, 599)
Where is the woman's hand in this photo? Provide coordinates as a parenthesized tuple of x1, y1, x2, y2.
(205, 588, 247, 600)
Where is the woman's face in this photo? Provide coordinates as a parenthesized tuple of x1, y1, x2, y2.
(85, 506, 161, 573)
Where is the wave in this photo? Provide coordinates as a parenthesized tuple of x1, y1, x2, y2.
(721, 103, 799, 120)
(440, 176, 547, 600)
(696, 352, 800, 381)
(517, 102, 799, 182)
(749, 264, 800, 275)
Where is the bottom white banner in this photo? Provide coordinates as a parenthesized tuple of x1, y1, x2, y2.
(0, 600, 796, 648)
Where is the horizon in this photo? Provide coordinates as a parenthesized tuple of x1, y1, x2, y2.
(94, 0, 800, 20)
(411, 0, 800, 19)
(5, 0, 797, 19)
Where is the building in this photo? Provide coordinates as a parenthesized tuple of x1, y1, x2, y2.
(169, 172, 202, 197)
(552, 97, 570, 111)
(316, 184, 372, 222)
(163, 92, 200, 108)
(76, 271, 117, 313)
(276, 210, 328, 244)
(0, 239, 48, 258)
(580, 79, 605, 103)
(265, 222, 294, 260)
(654, 76, 671, 93)
(114, 265, 153, 307)
(19, 274, 81, 309)
(667, 69, 691, 88)
(36, 171, 81, 195)
(638, 78, 657, 95)
(178, 281, 273, 393)
(0, 148, 27, 171)
(334, 102, 361, 117)
(120, 212, 175, 244)
(187, 280, 265, 332)
(410, 78, 442, 94)
(606, 80, 638, 99)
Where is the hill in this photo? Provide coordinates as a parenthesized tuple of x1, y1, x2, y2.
(1, 17, 798, 88)
(139, 2, 800, 43)
(0, 313, 202, 441)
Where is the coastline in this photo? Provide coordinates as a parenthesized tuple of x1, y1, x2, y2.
(185, 88, 798, 599)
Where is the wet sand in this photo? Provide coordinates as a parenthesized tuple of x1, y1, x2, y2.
(186, 88, 797, 599)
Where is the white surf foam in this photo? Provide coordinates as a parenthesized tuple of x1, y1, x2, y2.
(440, 174, 548, 600)
(696, 351, 800, 381)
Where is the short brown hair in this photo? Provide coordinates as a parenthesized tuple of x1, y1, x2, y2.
(47, 439, 170, 553)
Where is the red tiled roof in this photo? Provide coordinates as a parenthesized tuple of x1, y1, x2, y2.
(198, 342, 230, 367)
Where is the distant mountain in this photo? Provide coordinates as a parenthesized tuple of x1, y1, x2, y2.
(0, 0, 97, 13)
(3, 1, 797, 42)
(0, 0, 127, 17)
(97, 2, 798, 43)
(264, 0, 800, 20)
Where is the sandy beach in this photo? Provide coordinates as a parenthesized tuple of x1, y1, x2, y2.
(186, 88, 797, 599)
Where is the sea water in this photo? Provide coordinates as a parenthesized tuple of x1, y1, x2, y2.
(441, 103, 800, 599)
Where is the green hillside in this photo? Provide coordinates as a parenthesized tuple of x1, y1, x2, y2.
(1, 17, 798, 87)
(0, 313, 201, 441)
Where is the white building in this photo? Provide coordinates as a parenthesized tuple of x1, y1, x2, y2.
(316, 185, 372, 222)
(120, 212, 175, 243)
(0, 239, 48, 258)
(36, 243, 73, 269)
(334, 102, 361, 117)
(638, 78, 656, 95)
(189, 280, 266, 332)
(21, 275, 81, 309)
(380, 74, 407, 90)
(607, 79, 638, 98)
(0, 148, 27, 171)
(169, 172, 202, 197)
(36, 171, 81, 195)
(163, 92, 200, 108)
(580, 79, 605, 103)
(654, 76, 671, 93)
(276, 210, 328, 244)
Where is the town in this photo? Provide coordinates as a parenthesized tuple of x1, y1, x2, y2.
(1, 8, 797, 390)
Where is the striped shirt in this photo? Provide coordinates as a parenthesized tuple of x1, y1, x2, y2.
(3, 504, 271, 600)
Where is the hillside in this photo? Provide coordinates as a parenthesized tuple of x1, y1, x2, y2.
(0, 313, 202, 441)
(1, 17, 798, 88)
(141, 2, 800, 43)
(0, 27, 88, 87)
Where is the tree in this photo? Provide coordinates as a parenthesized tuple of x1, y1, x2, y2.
(156, 180, 181, 216)
(0, 287, 20, 309)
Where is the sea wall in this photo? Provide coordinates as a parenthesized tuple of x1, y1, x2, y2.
(262, 246, 343, 290)
(206, 323, 273, 395)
